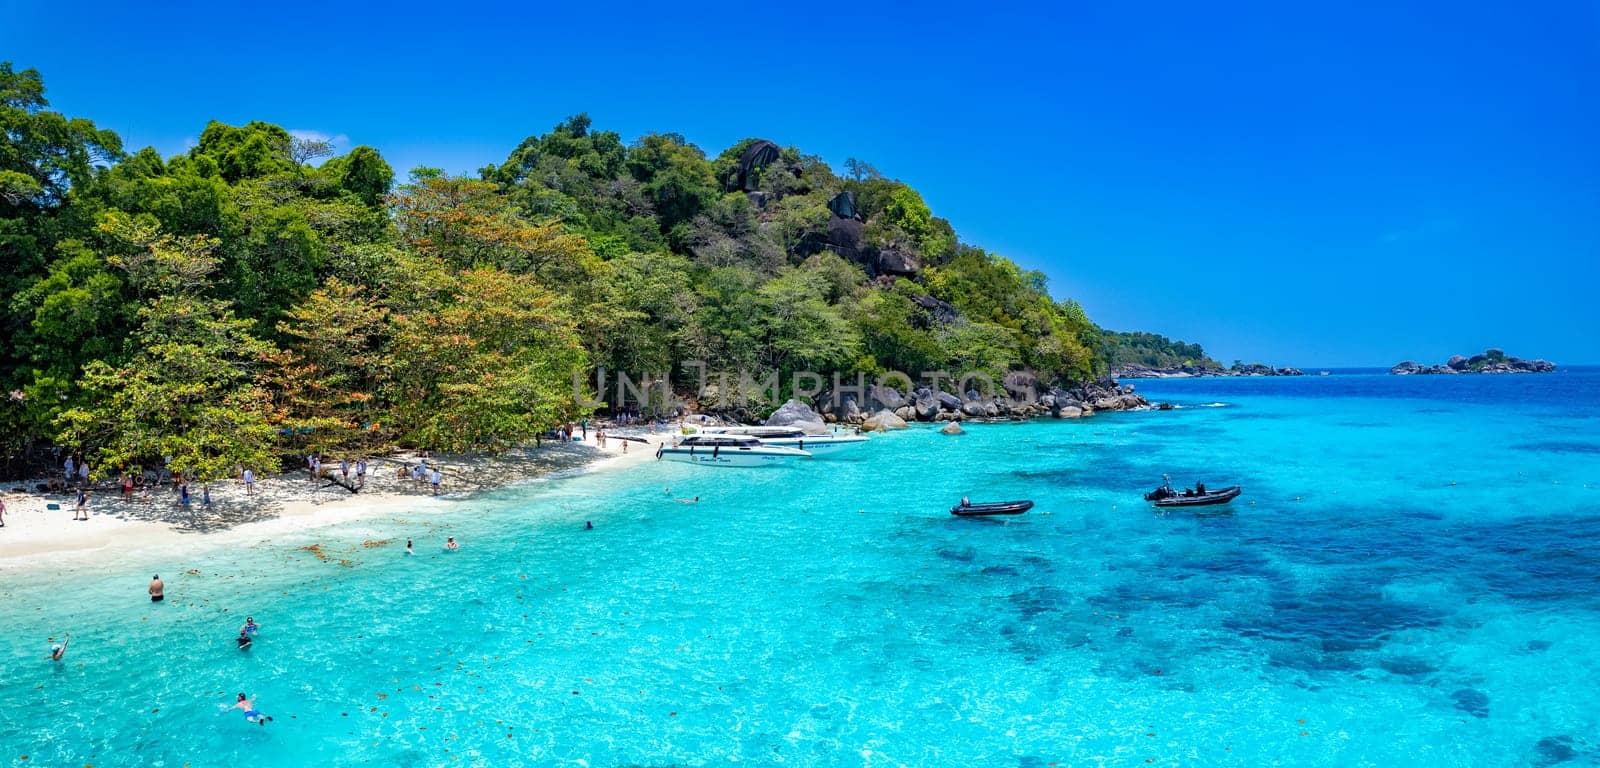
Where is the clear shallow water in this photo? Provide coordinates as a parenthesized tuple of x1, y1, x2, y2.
(3, 369, 1599, 767)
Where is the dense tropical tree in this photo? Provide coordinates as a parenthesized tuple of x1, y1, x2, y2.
(55, 215, 276, 480)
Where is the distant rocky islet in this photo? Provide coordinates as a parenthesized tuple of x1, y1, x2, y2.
(1390, 349, 1555, 375)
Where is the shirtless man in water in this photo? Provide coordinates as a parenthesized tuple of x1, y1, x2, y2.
(234, 693, 273, 725)
(148, 575, 164, 602)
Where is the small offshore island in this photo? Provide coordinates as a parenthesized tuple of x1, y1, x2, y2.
(1390, 348, 1556, 375)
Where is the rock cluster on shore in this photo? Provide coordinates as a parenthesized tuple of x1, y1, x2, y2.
(1390, 349, 1555, 375)
(1114, 363, 1304, 379)
(765, 377, 1150, 429)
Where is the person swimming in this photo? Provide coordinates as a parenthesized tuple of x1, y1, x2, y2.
(242, 617, 259, 635)
(234, 693, 273, 725)
(236, 630, 253, 651)
(445, 537, 460, 551)
(48, 633, 69, 661)
(405, 539, 414, 555)
(585, 521, 593, 530)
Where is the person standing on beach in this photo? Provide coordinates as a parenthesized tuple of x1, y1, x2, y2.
(340, 458, 350, 482)
(121, 472, 132, 497)
(179, 483, 190, 507)
(75, 487, 89, 520)
(428, 469, 442, 495)
(78, 460, 90, 488)
(0, 497, 7, 527)
(64, 455, 75, 484)
(149, 575, 164, 602)
(242, 468, 255, 495)
(581, 419, 588, 440)
(202, 484, 212, 506)
(356, 459, 367, 487)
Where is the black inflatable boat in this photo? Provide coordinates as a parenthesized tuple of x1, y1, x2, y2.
(950, 500, 1034, 517)
(1146, 484, 1241, 507)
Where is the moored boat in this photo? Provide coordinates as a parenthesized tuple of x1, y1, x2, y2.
(950, 499, 1034, 517)
(1144, 477, 1241, 507)
(696, 425, 868, 456)
(656, 435, 810, 467)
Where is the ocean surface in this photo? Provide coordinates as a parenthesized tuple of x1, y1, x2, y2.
(3, 368, 1599, 767)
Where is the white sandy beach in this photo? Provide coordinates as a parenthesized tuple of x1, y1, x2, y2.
(0, 430, 667, 571)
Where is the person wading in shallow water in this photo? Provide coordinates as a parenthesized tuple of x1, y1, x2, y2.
(149, 575, 164, 602)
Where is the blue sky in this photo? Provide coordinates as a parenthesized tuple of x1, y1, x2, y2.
(4, 0, 1596, 366)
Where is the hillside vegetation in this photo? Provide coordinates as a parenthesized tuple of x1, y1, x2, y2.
(1, 63, 1202, 473)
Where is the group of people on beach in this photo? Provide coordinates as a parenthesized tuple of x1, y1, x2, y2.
(306, 454, 369, 487)
(403, 457, 444, 495)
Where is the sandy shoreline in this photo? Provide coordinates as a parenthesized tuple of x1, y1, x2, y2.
(0, 430, 667, 572)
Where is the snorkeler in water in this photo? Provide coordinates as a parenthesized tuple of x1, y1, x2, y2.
(233, 693, 273, 725)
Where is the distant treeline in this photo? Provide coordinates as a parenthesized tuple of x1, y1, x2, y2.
(1, 62, 1188, 475)
(1099, 331, 1221, 370)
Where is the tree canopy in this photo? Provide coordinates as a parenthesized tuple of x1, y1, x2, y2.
(1, 63, 1195, 472)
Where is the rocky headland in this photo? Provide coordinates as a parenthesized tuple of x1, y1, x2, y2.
(1114, 363, 1304, 379)
(1390, 349, 1555, 375)
(763, 376, 1149, 431)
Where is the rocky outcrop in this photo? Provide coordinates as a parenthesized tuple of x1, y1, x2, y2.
(761, 376, 1150, 429)
(940, 422, 964, 435)
(910, 295, 959, 327)
(862, 409, 908, 431)
(730, 140, 780, 191)
(764, 399, 827, 433)
(875, 248, 920, 277)
(1113, 363, 1304, 378)
(869, 384, 905, 410)
(1391, 349, 1556, 375)
(825, 217, 865, 263)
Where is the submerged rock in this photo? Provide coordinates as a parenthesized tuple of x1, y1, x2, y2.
(940, 422, 964, 435)
(1450, 688, 1490, 718)
(1534, 736, 1578, 766)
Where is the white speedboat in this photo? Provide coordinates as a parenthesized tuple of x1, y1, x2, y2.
(696, 426, 869, 456)
(656, 435, 811, 467)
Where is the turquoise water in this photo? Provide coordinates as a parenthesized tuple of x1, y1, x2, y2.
(3, 369, 1599, 767)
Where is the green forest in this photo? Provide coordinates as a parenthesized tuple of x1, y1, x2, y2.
(1099, 331, 1222, 370)
(1, 63, 1202, 476)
